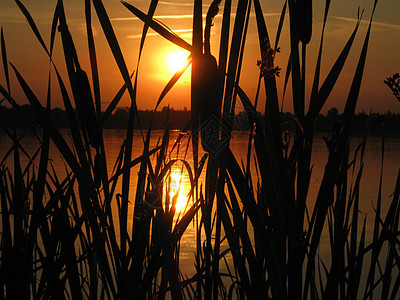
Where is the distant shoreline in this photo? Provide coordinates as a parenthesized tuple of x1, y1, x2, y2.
(1, 105, 399, 134)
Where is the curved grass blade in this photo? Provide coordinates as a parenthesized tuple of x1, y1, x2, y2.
(222, 0, 249, 126)
(1, 27, 10, 95)
(85, 0, 101, 115)
(91, 0, 138, 112)
(230, 0, 251, 112)
(304, 12, 362, 129)
(99, 72, 134, 127)
(310, 0, 331, 103)
(137, 0, 159, 60)
(14, 0, 50, 57)
(274, 0, 287, 50)
(0, 85, 42, 142)
(218, 0, 231, 77)
(121, 1, 192, 52)
(171, 199, 200, 244)
(49, 1, 59, 57)
(235, 85, 257, 122)
(108, 146, 161, 183)
(155, 55, 192, 111)
(342, 1, 378, 125)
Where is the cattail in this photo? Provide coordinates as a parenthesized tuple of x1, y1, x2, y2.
(199, 0, 223, 156)
(295, 0, 312, 44)
(199, 54, 220, 155)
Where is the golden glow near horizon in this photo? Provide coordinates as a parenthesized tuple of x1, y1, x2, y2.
(166, 50, 189, 73)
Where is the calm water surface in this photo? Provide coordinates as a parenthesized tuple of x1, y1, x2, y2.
(1, 129, 399, 276)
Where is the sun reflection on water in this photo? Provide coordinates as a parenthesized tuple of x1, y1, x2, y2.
(167, 169, 189, 213)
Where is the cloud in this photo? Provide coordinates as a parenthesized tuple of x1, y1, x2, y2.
(127, 29, 192, 39)
(112, 12, 280, 22)
(332, 16, 400, 30)
(158, 1, 194, 7)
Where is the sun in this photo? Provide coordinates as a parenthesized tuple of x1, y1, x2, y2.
(166, 50, 189, 73)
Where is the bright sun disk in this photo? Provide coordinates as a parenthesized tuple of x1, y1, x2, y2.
(166, 50, 188, 73)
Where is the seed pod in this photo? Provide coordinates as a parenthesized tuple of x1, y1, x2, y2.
(295, 0, 312, 44)
(75, 68, 98, 149)
(199, 53, 221, 155)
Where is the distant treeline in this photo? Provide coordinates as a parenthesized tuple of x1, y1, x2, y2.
(1, 105, 399, 134)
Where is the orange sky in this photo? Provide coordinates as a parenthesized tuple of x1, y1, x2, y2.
(0, 0, 399, 114)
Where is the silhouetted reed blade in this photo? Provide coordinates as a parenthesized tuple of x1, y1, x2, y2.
(1, 0, 399, 299)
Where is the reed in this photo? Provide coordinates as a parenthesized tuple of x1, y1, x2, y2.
(0, 0, 399, 299)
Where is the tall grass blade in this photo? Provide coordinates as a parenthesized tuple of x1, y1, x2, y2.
(137, 0, 159, 60)
(14, 0, 51, 56)
(85, 0, 101, 115)
(288, 0, 303, 119)
(172, 200, 200, 244)
(305, 14, 362, 128)
(156, 209, 183, 299)
(218, 0, 231, 78)
(49, 1, 59, 57)
(0, 169, 12, 297)
(1, 28, 10, 94)
(226, 177, 257, 278)
(92, 0, 138, 111)
(0, 87, 42, 142)
(310, 0, 331, 102)
(100, 72, 134, 127)
(225, 148, 285, 298)
(364, 126, 384, 299)
(108, 146, 161, 183)
(342, 1, 378, 126)
(305, 3, 378, 298)
(253, 0, 282, 175)
(53, 66, 88, 172)
(191, 0, 202, 193)
(155, 56, 192, 111)
(121, 1, 192, 52)
(219, 193, 252, 298)
(222, 0, 249, 143)
(58, 0, 96, 151)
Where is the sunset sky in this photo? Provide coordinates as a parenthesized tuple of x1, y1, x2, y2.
(0, 0, 399, 114)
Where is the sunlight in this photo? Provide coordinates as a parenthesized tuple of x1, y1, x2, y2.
(169, 170, 188, 212)
(166, 50, 189, 73)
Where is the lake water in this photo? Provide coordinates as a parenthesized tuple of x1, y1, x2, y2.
(1, 128, 399, 277)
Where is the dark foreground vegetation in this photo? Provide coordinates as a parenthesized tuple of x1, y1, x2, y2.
(1, 0, 399, 299)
